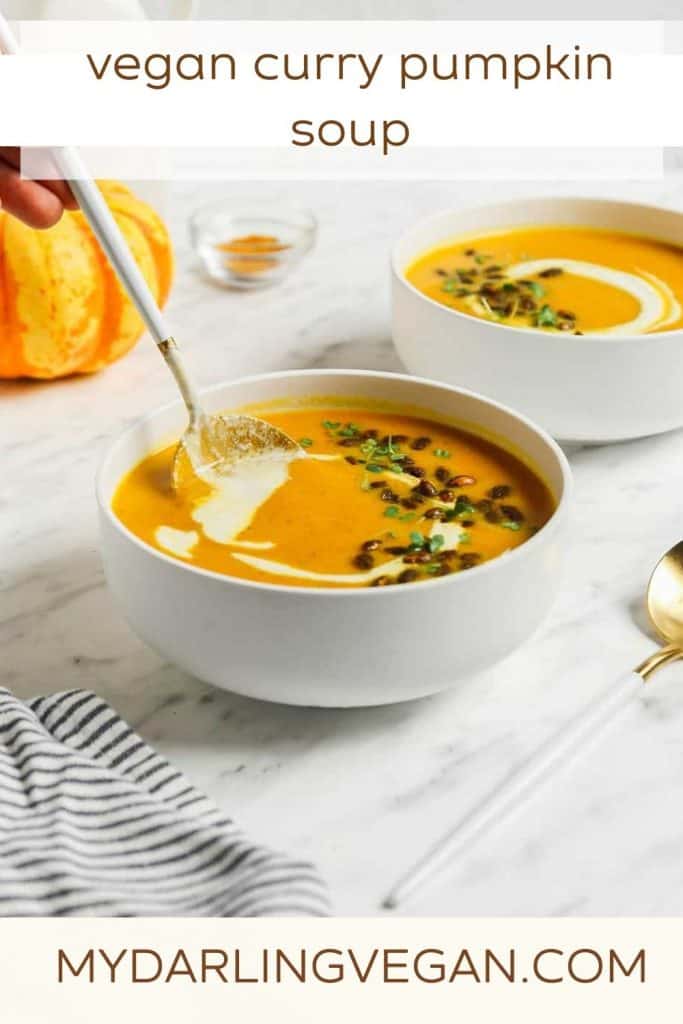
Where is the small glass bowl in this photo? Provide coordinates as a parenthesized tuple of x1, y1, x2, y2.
(189, 200, 317, 290)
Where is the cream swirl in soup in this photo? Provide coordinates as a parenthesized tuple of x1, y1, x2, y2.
(112, 405, 555, 590)
(405, 226, 683, 336)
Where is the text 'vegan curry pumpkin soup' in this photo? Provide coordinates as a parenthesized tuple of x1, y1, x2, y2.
(112, 403, 555, 589)
(405, 226, 683, 335)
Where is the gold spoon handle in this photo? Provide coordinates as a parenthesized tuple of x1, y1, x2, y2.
(636, 642, 682, 680)
(157, 338, 204, 431)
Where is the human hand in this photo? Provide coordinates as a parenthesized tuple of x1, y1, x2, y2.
(0, 147, 77, 229)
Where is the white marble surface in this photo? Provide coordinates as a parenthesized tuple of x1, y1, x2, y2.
(4, 176, 683, 916)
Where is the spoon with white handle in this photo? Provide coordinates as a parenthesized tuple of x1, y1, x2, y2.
(0, 13, 302, 487)
(383, 540, 683, 910)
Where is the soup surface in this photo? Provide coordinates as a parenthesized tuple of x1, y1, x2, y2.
(112, 406, 555, 589)
(406, 226, 683, 336)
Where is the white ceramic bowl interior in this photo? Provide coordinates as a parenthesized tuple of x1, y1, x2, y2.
(392, 197, 683, 444)
(98, 370, 571, 708)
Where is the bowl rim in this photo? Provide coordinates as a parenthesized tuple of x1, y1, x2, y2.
(96, 368, 572, 599)
(391, 194, 683, 345)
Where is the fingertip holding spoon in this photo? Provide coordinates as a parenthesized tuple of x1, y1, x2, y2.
(383, 540, 683, 911)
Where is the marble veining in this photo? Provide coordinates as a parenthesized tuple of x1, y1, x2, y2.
(3, 177, 683, 915)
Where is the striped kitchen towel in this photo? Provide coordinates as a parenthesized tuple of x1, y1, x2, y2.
(0, 688, 329, 917)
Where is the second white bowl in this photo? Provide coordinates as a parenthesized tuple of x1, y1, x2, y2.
(392, 198, 683, 443)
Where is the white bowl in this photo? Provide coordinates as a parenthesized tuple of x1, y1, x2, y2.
(392, 198, 683, 444)
(97, 370, 571, 707)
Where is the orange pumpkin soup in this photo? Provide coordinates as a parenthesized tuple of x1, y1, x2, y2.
(406, 226, 683, 336)
(112, 406, 555, 589)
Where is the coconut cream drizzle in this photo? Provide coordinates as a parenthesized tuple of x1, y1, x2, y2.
(155, 525, 199, 559)
(190, 458, 292, 545)
(156, 453, 336, 560)
(155, 447, 301, 558)
(507, 258, 681, 335)
(154, 454, 467, 581)
(231, 520, 465, 585)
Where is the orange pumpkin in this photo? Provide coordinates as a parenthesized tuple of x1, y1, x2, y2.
(0, 181, 173, 380)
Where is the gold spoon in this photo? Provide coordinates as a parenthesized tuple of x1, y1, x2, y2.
(169, 393, 302, 491)
(645, 540, 683, 668)
(42, 152, 302, 484)
(383, 541, 683, 910)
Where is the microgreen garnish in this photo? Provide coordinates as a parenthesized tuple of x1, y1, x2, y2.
(408, 532, 445, 554)
(442, 277, 473, 297)
(458, 531, 471, 544)
(501, 520, 522, 531)
(322, 420, 340, 430)
(299, 437, 313, 447)
(433, 448, 451, 458)
(384, 506, 401, 519)
(536, 304, 558, 328)
(438, 258, 574, 332)
(338, 423, 361, 437)
(446, 496, 475, 520)
(527, 281, 545, 299)
(356, 435, 407, 475)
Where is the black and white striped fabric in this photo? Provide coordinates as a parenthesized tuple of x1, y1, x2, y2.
(0, 688, 329, 917)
